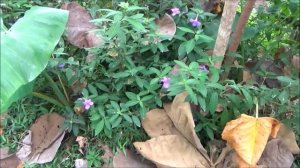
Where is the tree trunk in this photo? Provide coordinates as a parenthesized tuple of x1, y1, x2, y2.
(212, 0, 240, 69)
(222, 0, 256, 79)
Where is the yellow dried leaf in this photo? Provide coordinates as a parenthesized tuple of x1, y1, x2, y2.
(221, 114, 280, 166)
(134, 135, 210, 168)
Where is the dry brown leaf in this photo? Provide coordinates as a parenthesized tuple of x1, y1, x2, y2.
(168, 92, 208, 155)
(222, 114, 281, 166)
(155, 14, 176, 40)
(16, 113, 65, 164)
(61, 2, 102, 48)
(276, 124, 300, 154)
(29, 131, 65, 164)
(0, 148, 22, 168)
(142, 108, 181, 138)
(30, 113, 65, 155)
(76, 136, 88, 154)
(134, 135, 210, 168)
(257, 139, 294, 167)
(113, 149, 155, 168)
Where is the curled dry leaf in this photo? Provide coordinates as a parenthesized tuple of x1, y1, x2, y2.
(257, 139, 294, 168)
(61, 2, 102, 48)
(113, 149, 155, 168)
(276, 123, 300, 154)
(16, 113, 65, 164)
(71, 79, 87, 95)
(155, 14, 176, 40)
(0, 148, 22, 168)
(168, 92, 208, 155)
(221, 114, 280, 166)
(134, 135, 210, 168)
(76, 136, 88, 154)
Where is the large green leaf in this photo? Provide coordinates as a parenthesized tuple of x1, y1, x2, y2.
(0, 7, 68, 112)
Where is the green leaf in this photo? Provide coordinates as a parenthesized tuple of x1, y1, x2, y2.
(174, 60, 189, 69)
(88, 84, 98, 96)
(125, 92, 137, 100)
(177, 27, 195, 34)
(112, 116, 122, 128)
(123, 114, 133, 123)
(1, 7, 68, 113)
(132, 116, 141, 127)
(125, 18, 145, 32)
(209, 92, 218, 114)
(178, 43, 186, 58)
(113, 72, 130, 78)
(278, 90, 288, 104)
(205, 127, 214, 140)
(95, 119, 105, 135)
(185, 39, 195, 54)
(95, 83, 110, 92)
(241, 88, 253, 107)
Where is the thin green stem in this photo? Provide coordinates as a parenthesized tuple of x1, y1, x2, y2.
(42, 71, 69, 106)
(32, 92, 64, 108)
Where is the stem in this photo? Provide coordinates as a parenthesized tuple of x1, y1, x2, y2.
(42, 71, 69, 106)
(58, 75, 70, 102)
(221, 0, 256, 79)
(32, 92, 64, 108)
(255, 97, 258, 118)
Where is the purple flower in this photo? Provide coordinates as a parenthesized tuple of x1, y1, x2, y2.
(58, 63, 65, 69)
(189, 16, 201, 27)
(161, 76, 171, 89)
(82, 98, 94, 110)
(199, 65, 208, 72)
(171, 7, 180, 16)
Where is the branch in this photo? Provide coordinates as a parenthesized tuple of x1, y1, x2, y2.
(222, 0, 256, 79)
(212, 0, 240, 69)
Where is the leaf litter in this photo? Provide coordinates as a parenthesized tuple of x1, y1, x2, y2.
(135, 92, 300, 167)
(16, 113, 66, 164)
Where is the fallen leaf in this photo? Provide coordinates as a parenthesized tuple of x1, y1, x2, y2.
(61, 2, 102, 48)
(216, 104, 224, 112)
(155, 14, 176, 40)
(167, 92, 208, 156)
(113, 149, 155, 168)
(29, 131, 65, 164)
(142, 108, 181, 138)
(0, 148, 22, 168)
(276, 124, 300, 154)
(16, 113, 65, 164)
(221, 114, 280, 166)
(76, 136, 88, 154)
(257, 139, 294, 167)
(75, 159, 88, 168)
(134, 135, 210, 167)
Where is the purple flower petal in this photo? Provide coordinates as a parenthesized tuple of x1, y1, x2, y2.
(82, 98, 94, 110)
(161, 76, 171, 89)
(171, 7, 180, 16)
(190, 18, 201, 27)
(199, 65, 208, 72)
(58, 63, 65, 69)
